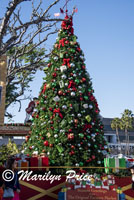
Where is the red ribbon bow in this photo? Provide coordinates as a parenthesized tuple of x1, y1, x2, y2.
(42, 83, 47, 94)
(63, 58, 70, 68)
(68, 80, 76, 89)
(53, 108, 63, 119)
(59, 38, 66, 48)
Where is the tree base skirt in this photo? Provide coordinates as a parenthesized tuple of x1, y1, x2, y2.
(19, 176, 133, 200)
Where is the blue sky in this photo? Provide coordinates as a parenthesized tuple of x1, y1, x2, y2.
(4, 0, 134, 122)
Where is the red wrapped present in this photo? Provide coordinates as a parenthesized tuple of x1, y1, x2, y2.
(38, 155, 49, 171)
(30, 154, 49, 171)
(65, 183, 74, 190)
(102, 180, 109, 190)
(30, 156, 38, 171)
(109, 184, 118, 191)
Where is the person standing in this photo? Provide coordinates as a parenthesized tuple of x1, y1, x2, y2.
(24, 97, 38, 123)
(2, 157, 20, 200)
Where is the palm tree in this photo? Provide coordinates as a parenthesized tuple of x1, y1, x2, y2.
(120, 109, 133, 156)
(111, 118, 122, 154)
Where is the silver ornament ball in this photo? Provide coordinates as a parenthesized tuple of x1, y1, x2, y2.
(61, 74, 67, 79)
(71, 92, 75, 96)
(54, 134, 58, 138)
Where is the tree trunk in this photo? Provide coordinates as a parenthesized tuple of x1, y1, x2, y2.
(127, 132, 129, 156)
(116, 128, 122, 154)
(125, 128, 128, 156)
(116, 127, 119, 154)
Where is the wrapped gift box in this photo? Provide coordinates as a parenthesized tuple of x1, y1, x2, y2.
(119, 158, 126, 168)
(17, 159, 29, 170)
(116, 187, 122, 194)
(74, 180, 81, 189)
(38, 156, 49, 170)
(30, 156, 49, 171)
(94, 181, 102, 188)
(65, 183, 74, 190)
(102, 180, 109, 190)
(109, 185, 115, 190)
(104, 158, 115, 173)
(58, 192, 66, 200)
(119, 193, 125, 200)
(61, 187, 67, 192)
(81, 181, 86, 188)
(104, 158, 126, 173)
(30, 156, 38, 171)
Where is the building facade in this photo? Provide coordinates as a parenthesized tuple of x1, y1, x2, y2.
(102, 118, 134, 155)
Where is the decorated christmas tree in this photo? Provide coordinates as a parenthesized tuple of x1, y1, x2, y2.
(24, 14, 109, 167)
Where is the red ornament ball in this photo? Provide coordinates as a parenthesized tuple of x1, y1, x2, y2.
(32, 112, 35, 117)
(36, 101, 39, 105)
(65, 40, 69, 44)
(52, 72, 57, 77)
(68, 133, 74, 140)
(82, 65, 85, 70)
(48, 63, 51, 67)
(92, 155, 95, 160)
(44, 141, 49, 146)
(55, 44, 58, 48)
(82, 78, 86, 82)
(74, 119, 78, 124)
(71, 145, 75, 149)
(71, 151, 75, 155)
(58, 90, 63, 95)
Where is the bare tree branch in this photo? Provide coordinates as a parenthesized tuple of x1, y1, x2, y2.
(0, 0, 71, 118)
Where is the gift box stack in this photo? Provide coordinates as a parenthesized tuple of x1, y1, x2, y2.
(15, 153, 49, 170)
(104, 158, 126, 173)
(64, 173, 117, 191)
(58, 173, 121, 200)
